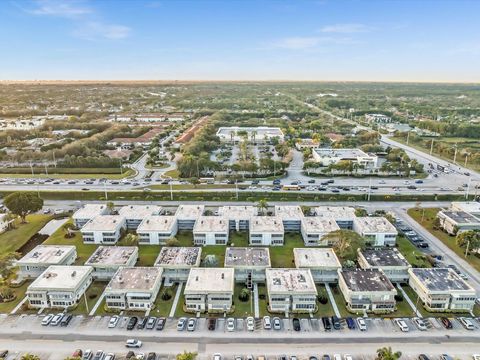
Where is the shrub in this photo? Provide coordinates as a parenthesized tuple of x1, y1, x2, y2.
(161, 288, 173, 301)
(394, 294, 404, 302)
(238, 288, 250, 302)
(317, 295, 328, 305)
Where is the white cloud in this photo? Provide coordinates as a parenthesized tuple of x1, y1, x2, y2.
(273, 36, 321, 50)
(320, 23, 372, 33)
(29, 0, 93, 18)
(74, 22, 131, 40)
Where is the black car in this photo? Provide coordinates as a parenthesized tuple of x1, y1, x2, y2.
(207, 317, 217, 331)
(60, 314, 73, 327)
(321, 316, 331, 331)
(331, 316, 341, 330)
(308, 179, 315, 184)
(417, 242, 429, 248)
(441, 317, 453, 329)
(137, 317, 148, 329)
(147, 352, 156, 360)
(156, 317, 166, 330)
(418, 355, 430, 360)
(292, 318, 301, 331)
(322, 355, 331, 360)
(346, 317, 356, 330)
(126, 316, 138, 330)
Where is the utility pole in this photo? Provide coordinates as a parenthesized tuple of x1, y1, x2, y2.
(235, 180, 239, 200)
(465, 239, 470, 258)
(44, 163, 48, 175)
(53, 151, 57, 168)
(367, 177, 372, 201)
(170, 180, 173, 201)
(465, 177, 471, 200)
(104, 182, 108, 200)
(453, 144, 458, 164)
(406, 131, 410, 145)
(465, 154, 468, 168)
(29, 161, 34, 176)
(430, 139, 434, 155)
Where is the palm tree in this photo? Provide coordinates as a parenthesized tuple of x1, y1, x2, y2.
(375, 346, 402, 360)
(257, 198, 269, 215)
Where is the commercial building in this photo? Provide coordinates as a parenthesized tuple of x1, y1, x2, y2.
(136, 216, 178, 245)
(450, 202, 480, 216)
(193, 216, 229, 246)
(16, 245, 77, 279)
(85, 246, 138, 280)
(408, 268, 476, 312)
(365, 113, 392, 124)
(266, 268, 317, 313)
(293, 248, 341, 283)
(224, 247, 271, 284)
(314, 206, 356, 229)
(338, 269, 397, 313)
(104, 267, 163, 311)
(353, 217, 397, 246)
(357, 248, 410, 283)
(80, 215, 126, 244)
(154, 247, 202, 285)
(274, 205, 304, 231)
(118, 205, 162, 229)
(437, 210, 480, 235)
(26, 265, 93, 309)
(249, 216, 284, 246)
(218, 205, 258, 231)
(175, 205, 204, 230)
(73, 204, 110, 228)
(300, 217, 340, 246)
(216, 126, 284, 143)
(184, 268, 235, 313)
(312, 148, 378, 169)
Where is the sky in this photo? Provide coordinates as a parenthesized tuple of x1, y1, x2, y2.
(0, 0, 479, 82)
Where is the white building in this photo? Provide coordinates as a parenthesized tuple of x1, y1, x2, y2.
(216, 126, 284, 143)
(154, 247, 202, 285)
(26, 265, 93, 309)
(85, 246, 138, 280)
(312, 148, 378, 169)
(80, 215, 126, 244)
(104, 267, 163, 311)
(118, 205, 162, 229)
(408, 268, 476, 312)
(175, 205, 204, 230)
(184, 268, 235, 313)
(314, 206, 356, 229)
(218, 205, 258, 231)
(249, 216, 284, 246)
(0, 213, 11, 234)
(293, 248, 341, 283)
(73, 204, 110, 228)
(136, 216, 178, 245)
(193, 216, 229, 246)
(300, 217, 340, 246)
(353, 217, 397, 246)
(16, 245, 77, 279)
(437, 210, 480, 235)
(357, 248, 411, 283)
(266, 268, 318, 314)
(274, 205, 304, 231)
(450, 202, 480, 216)
(365, 113, 392, 124)
(224, 247, 271, 284)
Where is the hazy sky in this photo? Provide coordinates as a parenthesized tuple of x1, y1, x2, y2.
(1, 0, 479, 82)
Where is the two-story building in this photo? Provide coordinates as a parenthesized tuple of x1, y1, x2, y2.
(314, 206, 356, 229)
(293, 248, 341, 283)
(224, 247, 271, 285)
(353, 217, 397, 246)
(218, 205, 258, 231)
(274, 205, 304, 231)
(436, 210, 480, 235)
(84, 246, 138, 280)
(249, 216, 284, 246)
(73, 204, 110, 228)
(300, 217, 340, 246)
(154, 247, 202, 285)
(193, 216, 229, 246)
(357, 248, 411, 283)
(80, 215, 126, 244)
(136, 216, 178, 245)
(175, 205, 204, 230)
(118, 205, 162, 230)
(16, 245, 77, 279)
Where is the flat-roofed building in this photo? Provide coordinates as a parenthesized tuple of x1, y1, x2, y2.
(73, 204, 109, 228)
(80, 215, 126, 244)
(224, 247, 271, 283)
(338, 269, 397, 313)
(274, 205, 304, 231)
(266, 268, 317, 313)
(408, 268, 476, 312)
(357, 248, 410, 283)
(175, 205, 204, 230)
(118, 205, 162, 229)
(193, 216, 229, 246)
(184, 268, 235, 313)
(218, 205, 258, 231)
(312, 148, 378, 169)
(293, 248, 341, 283)
(26, 265, 93, 309)
(136, 216, 178, 245)
(216, 126, 284, 143)
(301, 217, 340, 246)
(16, 245, 77, 279)
(154, 247, 202, 285)
(249, 216, 284, 246)
(353, 217, 397, 246)
(451, 202, 480, 216)
(314, 206, 356, 229)
(437, 210, 480, 235)
(104, 267, 163, 311)
(85, 246, 138, 280)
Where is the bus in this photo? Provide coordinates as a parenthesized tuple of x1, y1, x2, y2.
(282, 184, 300, 191)
(199, 177, 215, 184)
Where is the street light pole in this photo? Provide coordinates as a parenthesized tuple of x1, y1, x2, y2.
(430, 139, 434, 155)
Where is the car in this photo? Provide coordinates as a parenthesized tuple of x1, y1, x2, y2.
(418, 355, 430, 360)
(108, 315, 120, 328)
(156, 317, 166, 330)
(212, 354, 223, 360)
(246, 316, 255, 331)
(356, 317, 367, 331)
(322, 316, 331, 331)
(93, 350, 105, 360)
(126, 339, 143, 348)
(273, 317, 282, 330)
(104, 353, 115, 360)
(331, 316, 341, 330)
(292, 318, 301, 331)
(459, 317, 475, 330)
(146, 317, 157, 329)
(50, 313, 64, 326)
(394, 319, 409, 332)
(135, 354, 145, 360)
(322, 356, 331, 360)
(472, 355, 480, 360)
(82, 350, 93, 360)
(417, 242, 429, 248)
(344, 355, 353, 360)
(413, 317, 427, 331)
(441, 317, 453, 329)
(177, 317, 187, 331)
(309, 357, 318, 360)
(415, 180, 424, 184)
(308, 179, 315, 184)
(187, 318, 197, 331)
(234, 356, 243, 360)
(226, 317, 235, 332)
(146, 352, 156, 360)
(41, 314, 54, 326)
(137, 317, 148, 329)
(345, 317, 355, 330)
(60, 314, 73, 327)
(333, 355, 341, 360)
(263, 316, 272, 330)
(127, 317, 138, 330)
(207, 317, 216, 331)
(440, 355, 453, 360)
(126, 351, 135, 360)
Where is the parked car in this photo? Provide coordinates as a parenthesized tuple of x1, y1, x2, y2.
(212, 354, 223, 360)
(440, 355, 453, 360)
(146, 317, 157, 330)
(108, 315, 119, 328)
(207, 317, 216, 331)
(344, 355, 353, 360)
(126, 339, 143, 348)
(418, 355, 430, 360)
(177, 317, 187, 331)
(127, 317, 138, 331)
(50, 313, 64, 326)
(104, 353, 115, 360)
(441, 317, 453, 329)
(156, 317, 166, 331)
(41, 314, 54, 326)
(321, 316, 331, 331)
(322, 355, 331, 360)
(60, 314, 73, 327)
(356, 317, 367, 331)
(126, 351, 135, 360)
(394, 319, 409, 332)
(345, 317, 355, 330)
(246, 316, 255, 331)
(93, 350, 105, 360)
(331, 316, 341, 330)
(187, 318, 197, 331)
(292, 318, 301, 331)
(226, 317, 236, 332)
(459, 317, 475, 330)
(137, 317, 148, 330)
(82, 350, 93, 360)
(263, 316, 272, 330)
(272, 317, 282, 330)
(146, 352, 156, 360)
(413, 317, 427, 331)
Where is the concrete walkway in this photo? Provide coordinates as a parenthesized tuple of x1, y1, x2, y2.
(253, 283, 259, 318)
(89, 291, 106, 316)
(396, 283, 422, 318)
(324, 283, 340, 318)
(10, 297, 28, 314)
(169, 282, 184, 318)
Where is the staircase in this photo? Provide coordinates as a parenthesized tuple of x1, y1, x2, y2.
(246, 272, 253, 289)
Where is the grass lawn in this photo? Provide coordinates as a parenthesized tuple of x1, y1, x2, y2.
(149, 184, 236, 190)
(232, 283, 254, 317)
(316, 284, 335, 317)
(269, 233, 305, 268)
(174, 292, 189, 318)
(72, 281, 108, 315)
(396, 236, 431, 268)
(164, 169, 180, 179)
(329, 285, 351, 318)
(257, 284, 268, 317)
(0, 280, 32, 314)
(0, 169, 135, 180)
(151, 285, 178, 317)
(407, 207, 480, 272)
(0, 214, 52, 254)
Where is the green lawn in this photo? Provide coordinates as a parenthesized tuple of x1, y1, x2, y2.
(174, 292, 189, 318)
(316, 284, 336, 317)
(407, 207, 480, 272)
(0, 214, 52, 254)
(232, 283, 254, 317)
(269, 233, 305, 268)
(0, 280, 32, 314)
(257, 284, 269, 317)
(329, 285, 351, 318)
(72, 281, 108, 315)
(396, 236, 431, 268)
(151, 285, 177, 317)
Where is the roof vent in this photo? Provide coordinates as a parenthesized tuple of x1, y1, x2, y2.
(221, 273, 224, 279)
(71, 271, 76, 278)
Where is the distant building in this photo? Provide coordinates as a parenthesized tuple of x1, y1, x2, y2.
(300, 217, 340, 246)
(16, 245, 77, 279)
(224, 247, 271, 283)
(314, 206, 356, 229)
(72, 204, 109, 228)
(175, 205, 204, 230)
(274, 205, 304, 231)
(216, 126, 284, 143)
(154, 247, 201, 285)
(118, 205, 162, 230)
(353, 217, 397, 246)
(80, 215, 126, 244)
(249, 216, 284, 246)
(365, 114, 392, 124)
(193, 216, 229, 246)
(136, 216, 178, 245)
(357, 248, 410, 283)
(295, 138, 319, 150)
(85, 246, 138, 280)
(218, 205, 258, 231)
(437, 210, 480, 235)
(293, 248, 341, 283)
(450, 202, 480, 216)
(312, 148, 378, 169)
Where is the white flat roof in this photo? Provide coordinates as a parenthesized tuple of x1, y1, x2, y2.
(17, 245, 76, 265)
(250, 216, 284, 233)
(107, 267, 163, 292)
(218, 205, 258, 220)
(451, 201, 480, 214)
(313, 148, 370, 158)
(314, 206, 356, 221)
(354, 217, 397, 233)
(118, 205, 162, 220)
(274, 205, 304, 221)
(154, 247, 201, 267)
(81, 215, 125, 232)
(266, 269, 317, 294)
(185, 268, 234, 294)
(224, 247, 271, 268)
(216, 126, 283, 137)
(28, 266, 92, 291)
(293, 248, 341, 269)
(85, 246, 137, 266)
(73, 204, 108, 220)
(193, 216, 228, 233)
(175, 205, 204, 220)
(301, 217, 340, 233)
(137, 215, 176, 232)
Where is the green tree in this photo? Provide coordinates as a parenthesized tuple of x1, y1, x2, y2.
(257, 198, 269, 215)
(456, 230, 480, 255)
(21, 354, 41, 360)
(124, 233, 139, 246)
(63, 222, 76, 238)
(106, 201, 115, 213)
(176, 352, 197, 360)
(323, 230, 366, 262)
(354, 208, 368, 217)
(0, 252, 20, 278)
(165, 237, 180, 247)
(375, 347, 402, 360)
(238, 288, 250, 302)
(3, 192, 43, 223)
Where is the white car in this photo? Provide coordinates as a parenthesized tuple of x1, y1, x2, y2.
(125, 339, 142, 348)
(413, 317, 427, 331)
(246, 316, 255, 331)
(135, 353, 145, 360)
(356, 317, 367, 331)
(394, 318, 409, 332)
(212, 354, 223, 360)
(41, 314, 54, 326)
(263, 316, 271, 330)
(333, 355, 341, 360)
(459, 317, 475, 330)
(187, 318, 196, 331)
(226, 318, 235, 332)
(108, 315, 119, 328)
(50, 313, 64, 326)
(344, 355, 353, 360)
(272, 317, 282, 330)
